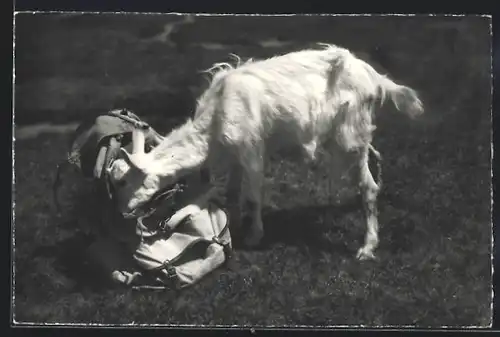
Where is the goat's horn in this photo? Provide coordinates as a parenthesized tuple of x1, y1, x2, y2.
(132, 128, 146, 154)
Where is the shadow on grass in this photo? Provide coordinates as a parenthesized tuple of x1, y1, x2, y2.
(231, 188, 428, 258)
(230, 198, 364, 255)
(264, 202, 361, 249)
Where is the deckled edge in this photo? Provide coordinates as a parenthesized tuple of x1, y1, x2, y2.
(11, 12, 493, 17)
(10, 12, 494, 329)
(489, 14, 494, 330)
(11, 11, 17, 326)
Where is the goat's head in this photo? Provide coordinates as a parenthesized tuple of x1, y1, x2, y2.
(106, 128, 172, 218)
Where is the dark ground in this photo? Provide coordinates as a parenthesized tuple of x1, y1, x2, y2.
(13, 13, 492, 327)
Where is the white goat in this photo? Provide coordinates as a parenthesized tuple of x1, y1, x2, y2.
(107, 44, 423, 260)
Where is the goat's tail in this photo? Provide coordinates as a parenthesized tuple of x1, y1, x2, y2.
(378, 76, 424, 119)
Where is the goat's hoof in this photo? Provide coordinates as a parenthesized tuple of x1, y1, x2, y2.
(356, 248, 376, 261)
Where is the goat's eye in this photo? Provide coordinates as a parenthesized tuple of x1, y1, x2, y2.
(116, 180, 127, 188)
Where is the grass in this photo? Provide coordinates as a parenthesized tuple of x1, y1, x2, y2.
(12, 14, 492, 327)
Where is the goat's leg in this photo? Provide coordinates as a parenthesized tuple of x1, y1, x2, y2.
(356, 147, 381, 260)
(226, 164, 244, 233)
(241, 153, 265, 247)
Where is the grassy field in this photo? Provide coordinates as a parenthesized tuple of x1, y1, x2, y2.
(13, 14, 492, 327)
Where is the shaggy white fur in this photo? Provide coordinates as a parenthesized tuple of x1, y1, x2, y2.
(107, 43, 423, 260)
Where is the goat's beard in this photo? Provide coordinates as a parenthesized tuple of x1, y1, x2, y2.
(119, 182, 183, 219)
(118, 192, 154, 219)
(121, 201, 151, 219)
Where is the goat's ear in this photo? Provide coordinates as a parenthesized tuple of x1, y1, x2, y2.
(119, 148, 146, 173)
